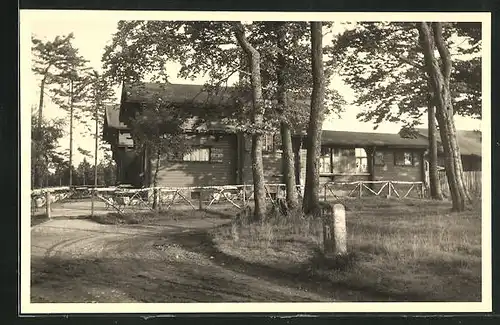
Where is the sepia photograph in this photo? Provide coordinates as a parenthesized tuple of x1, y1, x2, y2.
(20, 10, 491, 314)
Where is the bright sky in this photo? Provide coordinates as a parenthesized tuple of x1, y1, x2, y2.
(21, 10, 484, 166)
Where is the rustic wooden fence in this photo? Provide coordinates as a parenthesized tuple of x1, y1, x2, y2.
(31, 184, 307, 216)
(31, 179, 431, 218)
(323, 180, 425, 201)
(438, 171, 482, 199)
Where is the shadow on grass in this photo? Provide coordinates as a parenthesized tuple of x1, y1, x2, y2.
(201, 208, 235, 219)
(166, 230, 432, 302)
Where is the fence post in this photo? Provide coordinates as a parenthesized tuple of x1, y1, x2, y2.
(45, 190, 51, 219)
(388, 181, 391, 197)
(242, 184, 246, 206)
(154, 188, 160, 211)
(198, 189, 203, 210)
(90, 188, 95, 217)
(324, 184, 327, 201)
(359, 181, 363, 197)
(321, 202, 347, 256)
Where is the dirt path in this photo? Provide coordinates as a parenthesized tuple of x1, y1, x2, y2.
(31, 217, 335, 303)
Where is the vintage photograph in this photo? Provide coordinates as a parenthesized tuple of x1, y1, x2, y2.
(21, 10, 491, 313)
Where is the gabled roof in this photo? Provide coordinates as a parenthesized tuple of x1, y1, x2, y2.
(104, 104, 128, 130)
(104, 103, 235, 134)
(121, 82, 243, 107)
(319, 130, 429, 148)
(416, 128, 481, 156)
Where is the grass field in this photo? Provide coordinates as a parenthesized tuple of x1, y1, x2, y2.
(211, 197, 482, 301)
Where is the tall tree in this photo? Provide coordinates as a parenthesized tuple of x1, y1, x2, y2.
(303, 22, 326, 215)
(31, 33, 75, 187)
(232, 22, 267, 221)
(418, 22, 471, 211)
(275, 22, 299, 210)
(50, 44, 92, 186)
(86, 71, 115, 182)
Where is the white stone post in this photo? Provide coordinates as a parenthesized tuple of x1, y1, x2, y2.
(322, 202, 347, 256)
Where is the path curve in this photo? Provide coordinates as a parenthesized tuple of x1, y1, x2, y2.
(31, 217, 333, 303)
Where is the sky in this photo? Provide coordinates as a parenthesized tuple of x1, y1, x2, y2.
(21, 10, 484, 167)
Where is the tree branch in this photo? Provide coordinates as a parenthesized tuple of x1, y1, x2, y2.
(393, 53, 424, 70)
(232, 22, 260, 60)
(432, 22, 452, 81)
(417, 23, 438, 74)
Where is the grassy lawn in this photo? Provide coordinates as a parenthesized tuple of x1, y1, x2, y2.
(210, 197, 482, 301)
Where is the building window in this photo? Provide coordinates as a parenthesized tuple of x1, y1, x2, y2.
(169, 147, 213, 162)
(263, 133, 282, 153)
(355, 148, 368, 173)
(320, 147, 332, 174)
(374, 151, 385, 166)
(183, 147, 210, 162)
(331, 148, 368, 174)
(394, 151, 416, 166)
(118, 131, 134, 147)
(210, 147, 224, 163)
(263, 134, 274, 153)
(333, 148, 353, 173)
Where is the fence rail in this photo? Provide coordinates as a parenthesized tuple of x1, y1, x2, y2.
(31, 180, 431, 218)
(323, 180, 425, 201)
(31, 184, 306, 216)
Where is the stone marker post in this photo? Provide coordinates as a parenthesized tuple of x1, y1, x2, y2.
(321, 202, 347, 256)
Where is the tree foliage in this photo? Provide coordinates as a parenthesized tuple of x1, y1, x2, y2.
(332, 22, 481, 130)
(31, 33, 78, 187)
(31, 33, 77, 113)
(102, 20, 346, 133)
(31, 116, 65, 188)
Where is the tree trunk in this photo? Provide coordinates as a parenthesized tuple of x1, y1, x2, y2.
(303, 22, 326, 215)
(91, 98, 99, 215)
(280, 124, 299, 209)
(276, 22, 299, 210)
(37, 77, 46, 131)
(418, 22, 470, 211)
(427, 93, 443, 200)
(233, 22, 267, 221)
(94, 100, 99, 187)
(68, 79, 74, 186)
(34, 77, 47, 188)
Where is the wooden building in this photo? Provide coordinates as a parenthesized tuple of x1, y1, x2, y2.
(416, 128, 482, 171)
(103, 82, 430, 191)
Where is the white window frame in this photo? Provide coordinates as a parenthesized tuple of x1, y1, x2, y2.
(355, 148, 368, 173)
(394, 151, 416, 166)
(330, 147, 370, 175)
(182, 147, 211, 162)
